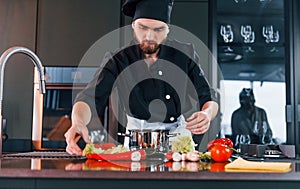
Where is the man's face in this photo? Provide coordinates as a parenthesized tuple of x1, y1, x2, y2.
(132, 18, 169, 54)
(240, 96, 255, 112)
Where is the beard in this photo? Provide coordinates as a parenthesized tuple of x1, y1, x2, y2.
(139, 40, 161, 54)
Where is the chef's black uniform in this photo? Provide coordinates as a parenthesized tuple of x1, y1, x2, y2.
(231, 106, 273, 146)
(75, 39, 215, 126)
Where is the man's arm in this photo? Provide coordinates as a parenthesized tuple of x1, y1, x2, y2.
(64, 101, 92, 155)
(186, 101, 219, 134)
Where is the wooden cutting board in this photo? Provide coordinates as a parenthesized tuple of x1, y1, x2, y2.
(225, 157, 292, 173)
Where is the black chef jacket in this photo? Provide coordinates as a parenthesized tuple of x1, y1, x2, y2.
(75, 39, 215, 124)
(231, 106, 273, 145)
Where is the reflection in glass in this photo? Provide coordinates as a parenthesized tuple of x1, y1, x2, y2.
(217, 0, 286, 146)
(262, 25, 280, 52)
(235, 134, 251, 149)
(241, 25, 255, 53)
(220, 24, 234, 52)
(234, 0, 247, 3)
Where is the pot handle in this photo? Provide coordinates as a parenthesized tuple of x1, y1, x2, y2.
(167, 133, 180, 138)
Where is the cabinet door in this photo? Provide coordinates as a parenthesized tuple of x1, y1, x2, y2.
(37, 0, 121, 66)
(286, 0, 300, 154)
(169, 1, 209, 76)
(0, 0, 37, 140)
(172, 1, 208, 46)
(215, 0, 287, 146)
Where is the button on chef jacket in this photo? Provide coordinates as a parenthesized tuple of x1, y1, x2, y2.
(75, 39, 215, 124)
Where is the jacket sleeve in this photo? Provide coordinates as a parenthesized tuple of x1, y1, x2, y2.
(186, 44, 217, 109)
(74, 52, 117, 116)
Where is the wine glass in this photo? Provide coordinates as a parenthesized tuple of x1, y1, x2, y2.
(269, 30, 280, 52)
(260, 121, 271, 144)
(240, 134, 251, 144)
(241, 25, 255, 53)
(262, 25, 280, 52)
(220, 24, 234, 52)
(234, 0, 247, 3)
(235, 134, 251, 152)
(262, 25, 273, 43)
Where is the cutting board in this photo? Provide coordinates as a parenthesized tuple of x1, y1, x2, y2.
(225, 157, 292, 173)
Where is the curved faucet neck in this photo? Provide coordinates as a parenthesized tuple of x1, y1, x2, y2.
(0, 46, 46, 106)
(0, 46, 46, 155)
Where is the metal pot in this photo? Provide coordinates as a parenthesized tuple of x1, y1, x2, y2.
(118, 129, 178, 152)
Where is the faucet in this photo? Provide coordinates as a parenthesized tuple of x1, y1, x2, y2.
(0, 46, 46, 155)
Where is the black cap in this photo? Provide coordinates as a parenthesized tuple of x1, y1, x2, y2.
(239, 88, 255, 104)
(122, 0, 174, 24)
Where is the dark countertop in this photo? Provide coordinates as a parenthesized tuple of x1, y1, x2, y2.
(1, 155, 300, 189)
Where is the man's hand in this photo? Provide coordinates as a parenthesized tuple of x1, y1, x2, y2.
(65, 101, 92, 155)
(186, 101, 219, 134)
(64, 123, 91, 155)
(186, 111, 211, 134)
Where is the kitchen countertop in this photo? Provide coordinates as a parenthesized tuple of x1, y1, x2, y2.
(1, 154, 300, 189)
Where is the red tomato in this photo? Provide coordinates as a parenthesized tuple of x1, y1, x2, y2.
(209, 162, 228, 172)
(209, 144, 232, 162)
(165, 151, 173, 161)
(207, 138, 233, 151)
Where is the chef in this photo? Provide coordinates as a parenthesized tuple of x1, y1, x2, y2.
(65, 0, 219, 155)
(231, 88, 273, 146)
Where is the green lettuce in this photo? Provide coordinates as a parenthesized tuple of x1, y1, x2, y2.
(171, 135, 196, 153)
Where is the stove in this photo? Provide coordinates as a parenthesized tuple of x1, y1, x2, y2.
(240, 144, 296, 159)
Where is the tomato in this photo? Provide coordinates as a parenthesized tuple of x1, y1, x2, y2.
(209, 144, 232, 162)
(209, 162, 229, 172)
(165, 151, 173, 161)
(207, 138, 233, 151)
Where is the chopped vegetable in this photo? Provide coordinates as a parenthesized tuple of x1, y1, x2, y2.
(172, 152, 182, 162)
(86, 150, 146, 161)
(186, 151, 200, 161)
(131, 151, 142, 161)
(198, 151, 212, 161)
(93, 143, 116, 150)
(171, 135, 196, 153)
(83, 144, 104, 155)
(83, 143, 128, 156)
(103, 145, 129, 154)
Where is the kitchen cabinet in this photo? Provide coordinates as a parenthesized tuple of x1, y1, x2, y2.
(216, 0, 285, 82)
(1, 0, 121, 147)
(36, 0, 121, 146)
(172, 0, 209, 74)
(36, 0, 121, 67)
